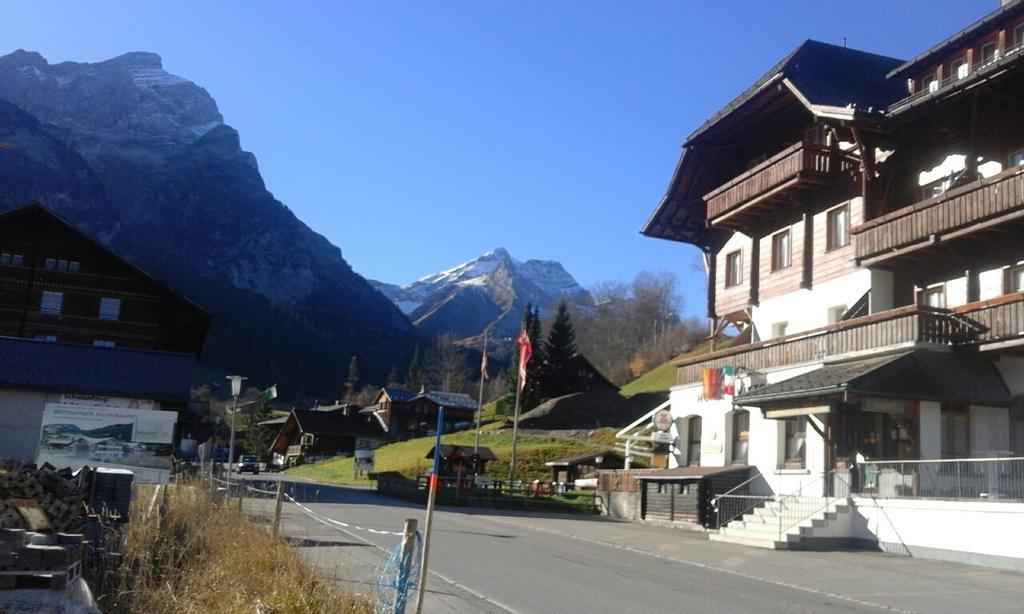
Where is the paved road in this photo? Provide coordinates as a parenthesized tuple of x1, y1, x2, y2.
(239, 477, 1024, 614)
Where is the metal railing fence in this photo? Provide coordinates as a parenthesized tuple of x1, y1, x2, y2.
(856, 457, 1024, 501)
(713, 472, 774, 529)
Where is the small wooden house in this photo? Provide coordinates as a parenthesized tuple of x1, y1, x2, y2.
(546, 451, 625, 483)
(270, 407, 384, 466)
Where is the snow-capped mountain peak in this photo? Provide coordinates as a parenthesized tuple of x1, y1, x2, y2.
(371, 248, 593, 341)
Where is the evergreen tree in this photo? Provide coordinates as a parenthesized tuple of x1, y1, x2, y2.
(543, 301, 578, 397)
(243, 397, 274, 457)
(345, 355, 361, 401)
(406, 347, 423, 392)
(386, 365, 402, 387)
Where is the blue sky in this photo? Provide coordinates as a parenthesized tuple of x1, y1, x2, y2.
(0, 1, 995, 317)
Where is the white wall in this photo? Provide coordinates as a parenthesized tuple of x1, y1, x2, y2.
(668, 362, 827, 494)
(970, 406, 1010, 455)
(853, 498, 1024, 568)
(752, 270, 871, 339)
(0, 389, 57, 461)
(869, 269, 894, 313)
(919, 401, 942, 460)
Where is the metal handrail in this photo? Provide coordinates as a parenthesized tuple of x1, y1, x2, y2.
(775, 469, 851, 541)
(713, 471, 774, 528)
(856, 457, 1024, 500)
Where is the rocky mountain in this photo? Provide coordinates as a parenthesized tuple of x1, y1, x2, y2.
(372, 248, 593, 342)
(0, 50, 419, 398)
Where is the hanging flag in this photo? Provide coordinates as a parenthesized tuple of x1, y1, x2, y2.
(701, 368, 722, 400)
(262, 385, 278, 401)
(516, 328, 532, 392)
(722, 366, 736, 396)
(481, 348, 489, 381)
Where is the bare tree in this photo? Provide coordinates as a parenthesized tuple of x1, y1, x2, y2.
(425, 332, 471, 392)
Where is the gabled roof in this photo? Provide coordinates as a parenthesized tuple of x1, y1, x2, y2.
(0, 335, 196, 402)
(687, 40, 905, 146)
(380, 387, 417, 403)
(735, 349, 1012, 407)
(425, 444, 498, 461)
(419, 391, 478, 410)
(888, 0, 1024, 79)
(291, 409, 383, 438)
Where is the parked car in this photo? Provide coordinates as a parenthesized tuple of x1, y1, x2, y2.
(237, 455, 260, 474)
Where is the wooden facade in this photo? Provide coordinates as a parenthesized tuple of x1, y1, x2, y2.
(0, 204, 209, 354)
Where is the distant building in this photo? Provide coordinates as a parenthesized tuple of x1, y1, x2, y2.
(362, 387, 478, 441)
(270, 406, 383, 466)
(0, 203, 210, 462)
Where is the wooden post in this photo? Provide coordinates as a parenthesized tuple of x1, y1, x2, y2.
(272, 480, 285, 539)
(395, 518, 418, 614)
(238, 489, 244, 514)
(414, 409, 445, 614)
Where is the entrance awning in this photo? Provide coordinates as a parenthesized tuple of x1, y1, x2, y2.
(735, 349, 1012, 409)
(635, 465, 750, 482)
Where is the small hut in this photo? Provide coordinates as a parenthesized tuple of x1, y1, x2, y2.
(424, 445, 497, 476)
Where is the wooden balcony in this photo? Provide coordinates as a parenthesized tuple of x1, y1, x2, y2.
(704, 141, 844, 228)
(675, 304, 985, 385)
(854, 165, 1024, 266)
(953, 291, 1024, 350)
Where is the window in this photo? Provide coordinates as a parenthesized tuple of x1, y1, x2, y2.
(784, 417, 807, 469)
(687, 416, 702, 466)
(34, 335, 57, 342)
(772, 321, 788, 338)
(44, 258, 56, 270)
(731, 411, 749, 464)
(941, 404, 970, 459)
(771, 230, 791, 271)
(68, 261, 80, 272)
(1017, 24, 1024, 50)
(981, 42, 998, 65)
(826, 205, 850, 250)
(724, 250, 743, 287)
(1009, 150, 1024, 167)
(0, 253, 8, 265)
(93, 340, 116, 348)
(40, 291, 63, 315)
(922, 285, 945, 308)
(1009, 265, 1024, 294)
(98, 297, 121, 321)
(924, 73, 939, 93)
(57, 259, 68, 272)
(828, 305, 848, 324)
(11, 255, 22, 266)
(951, 58, 968, 80)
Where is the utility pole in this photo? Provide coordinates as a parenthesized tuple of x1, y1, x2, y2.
(414, 407, 444, 614)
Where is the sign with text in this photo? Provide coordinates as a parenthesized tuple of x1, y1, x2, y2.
(36, 403, 177, 483)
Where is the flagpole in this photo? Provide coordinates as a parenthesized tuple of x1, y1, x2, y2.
(474, 331, 488, 456)
(507, 354, 523, 488)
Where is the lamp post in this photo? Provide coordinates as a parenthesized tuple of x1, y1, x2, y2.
(226, 375, 247, 486)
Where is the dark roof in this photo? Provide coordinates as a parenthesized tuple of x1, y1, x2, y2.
(888, 0, 1024, 79)
(635, 466, 751, 481)
(291, 409, 383, 438)
(0, 336, 196, 402)
(380, 387, 417, 403)
(735, 349, 1012, 407)
(377, 387, 478, 411)
(426, 444, 498, 461)
(419, 391, 478, 410)
(545, 450, 623, 467)
(687, 40, 905, 145)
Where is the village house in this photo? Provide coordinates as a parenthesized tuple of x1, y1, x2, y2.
(0, 203, 210, 466)
(362, 387, 478, 441)
(269, 404, 384, 467)
(630, 1, 1024, 569)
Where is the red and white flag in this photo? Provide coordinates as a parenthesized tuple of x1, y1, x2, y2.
(516, 328, 532, 392)
(480, 348, 489, 381)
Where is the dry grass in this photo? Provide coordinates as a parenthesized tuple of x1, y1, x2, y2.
(97, 483, 372, 614)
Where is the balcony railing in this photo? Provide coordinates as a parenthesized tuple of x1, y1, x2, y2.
(857, 458, 1024, 500)
(704, 141, 842, 223)
(854, 164, 1024, 265)
(676, 305, 983, 385)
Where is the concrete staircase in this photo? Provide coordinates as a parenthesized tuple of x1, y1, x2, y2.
(709, 496, 854, 550)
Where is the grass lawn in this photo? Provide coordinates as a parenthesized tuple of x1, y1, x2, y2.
(288, 426, 619, 486)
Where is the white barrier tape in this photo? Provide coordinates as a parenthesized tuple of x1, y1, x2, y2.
(244, 483, 278, 496)
(283, 493, 404, 537)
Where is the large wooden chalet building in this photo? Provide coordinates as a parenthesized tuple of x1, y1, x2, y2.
(633, 1, 1024, 565)
(0, 203, 210, 463)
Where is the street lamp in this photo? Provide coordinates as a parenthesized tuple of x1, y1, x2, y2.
(226, 375, 247, 486)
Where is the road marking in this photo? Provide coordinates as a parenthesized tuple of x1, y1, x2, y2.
(479, 516, 919, 614)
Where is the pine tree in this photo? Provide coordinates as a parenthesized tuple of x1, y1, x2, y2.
(543, 301, 578, 397)
(243, 397, 274, 457)
(406, 347, 423, 392)
(345, 355, 361, 401)
(386, 366, 402, 387)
